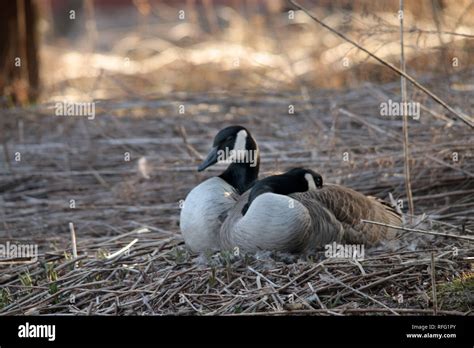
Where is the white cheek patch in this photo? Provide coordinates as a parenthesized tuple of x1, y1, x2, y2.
(305, 173, 317, 190)
(234, 130, 247, 152)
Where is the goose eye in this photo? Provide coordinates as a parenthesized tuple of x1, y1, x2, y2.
(222, 136, 234, 147)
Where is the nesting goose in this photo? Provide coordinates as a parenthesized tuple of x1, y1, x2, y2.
(221, 168, 342, 253)
(181, 125, 402, 254)
(180, 125, 260, 252)
(221, 167, 401, 253)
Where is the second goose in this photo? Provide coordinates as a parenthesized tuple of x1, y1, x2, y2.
(222, 167, 401, 253)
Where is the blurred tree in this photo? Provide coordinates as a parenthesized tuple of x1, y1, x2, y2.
(0, 0, 39, 105)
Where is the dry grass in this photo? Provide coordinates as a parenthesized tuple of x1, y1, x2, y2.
(37, 0, 474, 100)
(0, 70, 472, 315)
(0, 0, 472, 316)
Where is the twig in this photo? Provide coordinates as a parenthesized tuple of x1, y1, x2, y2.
(278, 261, 326, 292)
(361, 219, 474, 241)
(247, 266, 278, 288)
(322, 270, 400, 315)
(177, 125, 202, 160)
(225, 308, 466, 316)
(338, 108, 399, 140)
(399, 0, 414, 219)
(425, 154, 474, 178)
(106, 239, 138, 260)
(69, 222, 78, 262)
(431, 252, 438, 315)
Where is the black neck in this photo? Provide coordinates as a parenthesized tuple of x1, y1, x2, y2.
(241, 174, 309, 215)
(251, 175, 307, 202)
(219, 158, 260, 194)
(266, 175, 309, 196)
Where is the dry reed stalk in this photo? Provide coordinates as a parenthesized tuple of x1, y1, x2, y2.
(69, 222, 78, 261)
(399, 0, 414, 219)
(430, 252, 438, 315)
(361, 220, 474, 241)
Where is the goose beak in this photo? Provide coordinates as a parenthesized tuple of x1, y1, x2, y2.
(198, 146, 219, 172)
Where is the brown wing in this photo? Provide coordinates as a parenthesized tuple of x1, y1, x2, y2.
(292, 184, 401, 246)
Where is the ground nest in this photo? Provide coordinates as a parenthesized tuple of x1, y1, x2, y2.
(0, 74, 472, 315)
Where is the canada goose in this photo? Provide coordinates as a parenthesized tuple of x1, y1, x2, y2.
(180, 125, 260, 252)
(220, 168, 402, 253)
(181, 125, 402, 254)
(220, 168, 343, 253)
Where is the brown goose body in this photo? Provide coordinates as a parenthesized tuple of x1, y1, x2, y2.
(220, 183, 401, 253)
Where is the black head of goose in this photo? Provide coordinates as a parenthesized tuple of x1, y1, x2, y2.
(242, 168, 323, 215)
(180, 125, 260, 253)
(197, 125, 259, 194)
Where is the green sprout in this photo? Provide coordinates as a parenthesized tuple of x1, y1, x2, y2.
(20, 271, 33, 288)
(0, 288, 12, 309)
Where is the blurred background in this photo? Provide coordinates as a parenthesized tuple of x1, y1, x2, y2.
(1, 0, 473, 104)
